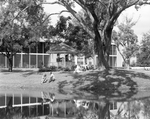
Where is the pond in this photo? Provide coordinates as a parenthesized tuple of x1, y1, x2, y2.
(0, 89, 150, 119)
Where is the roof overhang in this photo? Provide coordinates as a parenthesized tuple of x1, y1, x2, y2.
(46, 43, 77, 54)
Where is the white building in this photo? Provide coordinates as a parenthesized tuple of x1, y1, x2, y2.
(0, 41, 123, 69)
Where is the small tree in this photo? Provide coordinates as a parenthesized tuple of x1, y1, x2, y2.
(113, 16, 139, 68)
(0, 1, 27, 71)
(136, 31, 150, 66)
(0, 24, 23, 71)
(0, 0, 47, 71)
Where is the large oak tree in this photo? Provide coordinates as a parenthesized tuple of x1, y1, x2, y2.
(46, 0, 150, 70)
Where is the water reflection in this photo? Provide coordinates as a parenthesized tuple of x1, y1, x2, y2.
(0, 90, 150, 119)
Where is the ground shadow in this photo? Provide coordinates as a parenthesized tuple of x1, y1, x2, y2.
(22, 71, 41, 77)
(0, 69, 41, 77)
(58, 69, 150, 99)
(108, 69, 150, 80)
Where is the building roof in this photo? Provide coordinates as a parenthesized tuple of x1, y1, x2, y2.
(46, 43, 77, 54)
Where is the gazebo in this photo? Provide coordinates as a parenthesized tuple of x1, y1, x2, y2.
(46, 43, 77, 68)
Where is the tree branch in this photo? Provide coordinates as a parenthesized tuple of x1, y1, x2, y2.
(42, 1, 63, 6)
(11, 5, 29, 23)
(5, 1, 65, 26)
(116, 44, 127, 64)
(59, 1, 95, 38)
(74, 0, 87, 11)
(42, 10, 70, 24)
(30, 10, 70, 37)
(124, 0, 139, 9)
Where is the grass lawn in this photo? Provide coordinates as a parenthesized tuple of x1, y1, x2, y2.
(1, 68, 150, 92)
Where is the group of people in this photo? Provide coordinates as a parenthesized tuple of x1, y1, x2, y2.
(41, 71, 56, 83)
(74, 64, 90, 73)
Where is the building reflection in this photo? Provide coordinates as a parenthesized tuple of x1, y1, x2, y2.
(0, 92, 150, 119)
(0, 91, 119, 119)
(0, 92, 78, 118)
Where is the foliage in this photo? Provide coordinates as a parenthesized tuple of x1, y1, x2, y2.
(65, 24, 93, 58)
(112, 16, 139, 67)
(136, 31, 150, 66)
(54, 15, 93, 58)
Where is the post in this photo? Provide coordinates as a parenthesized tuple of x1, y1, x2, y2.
(13, 55, 14, 68)
(29, 47, 31, 68)
(42, 43, 44, 66)
(21, 52, 23, 68)
(5, 55, 7, 68)
(36, 46, 38, 68)
(74, 55, 78, 65)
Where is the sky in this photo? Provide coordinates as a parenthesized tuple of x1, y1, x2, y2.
(119, 5, 150, 42)
(43, 2, 150, 43)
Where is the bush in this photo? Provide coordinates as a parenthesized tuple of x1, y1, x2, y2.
(39, 65, 74, 72)
(57, 66, 63, 71)
(71, 65, 77, 71)
(39, 66, 57, 72)
(49, 66, 57, 71)
(64, 67, 71, 71)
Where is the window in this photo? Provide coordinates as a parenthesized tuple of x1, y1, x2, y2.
(110, 102, 117, 110)
(109, 56, 116, 67)
(38, 43, 43, 53)
(110, 45, 117, 55)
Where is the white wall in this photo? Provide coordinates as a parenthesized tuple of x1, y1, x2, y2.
(116, 45, 124, 67)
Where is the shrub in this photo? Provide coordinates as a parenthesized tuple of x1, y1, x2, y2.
(49, 66, 57, 71)
(71, 65, 77, 71)
(64, 67, 71, 71)
(39, 65, 57, 72)
(57, 66, 63, 71)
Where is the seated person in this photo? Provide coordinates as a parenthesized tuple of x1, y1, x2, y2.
(49, 71, 56, 83)
(41, 74, 47, 83)
(74, 65, 82, 73)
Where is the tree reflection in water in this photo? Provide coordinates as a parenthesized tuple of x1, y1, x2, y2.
(40, 91, 150, 119)
(0, 91, 150, 119)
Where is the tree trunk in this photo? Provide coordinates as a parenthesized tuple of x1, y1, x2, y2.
(96, 44, 109, 70)
(8, 54, 13, 72)
(94, 25, 110, 70)
(104, 29, 113, 64)
(125, 59, 130, 70)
